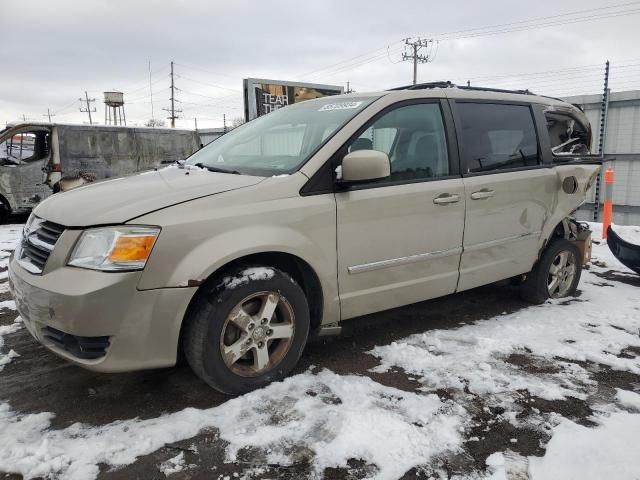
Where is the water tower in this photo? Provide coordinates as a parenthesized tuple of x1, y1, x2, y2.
(104, 91, 126, 126)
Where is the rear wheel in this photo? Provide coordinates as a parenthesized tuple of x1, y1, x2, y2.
(182, 266, 310, 394)
(520, 239, 582, 304)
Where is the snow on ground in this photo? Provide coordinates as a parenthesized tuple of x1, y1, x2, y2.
(158, 452, 187, 476)
(616, 388, 640, 411)
(528, 412, 640, 480)
(0, 227, 21, 371)
(0, 224, 21, 251)
(0, 222, 638, 479)
(371, 230, 640, 401)
(0, 370, 464, 480)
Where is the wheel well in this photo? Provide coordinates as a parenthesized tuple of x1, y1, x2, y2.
(538, 219, 571, 258)
(0, 195, 11, 222)
(0, 194, 11, 210)
(552, 221, 567, 240)
(187, 252, 324, 330)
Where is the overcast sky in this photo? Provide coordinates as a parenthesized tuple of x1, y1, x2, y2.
(1, 0, 639, 128)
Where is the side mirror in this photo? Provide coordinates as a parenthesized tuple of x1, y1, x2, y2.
(340, 150, 390, 183)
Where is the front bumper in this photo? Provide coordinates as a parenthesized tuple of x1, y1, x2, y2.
(8, 253, 197, 372)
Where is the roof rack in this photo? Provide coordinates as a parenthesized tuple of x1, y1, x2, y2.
(387, 81, 536, 96)
(388, 81, 454, 91)
(458, 85, 534, 95)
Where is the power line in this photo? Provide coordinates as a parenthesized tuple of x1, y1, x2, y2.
(433, 1, 640, 39)
(178, 88, 241, 101)
(438, 9, 640, 40)
(118, 65, 168, 95)
(297, 40, 405, 79)
(53, 99, 79, 115)
(297, 2, 640, 83)
(177, 75, 241, 92)
(173, 62, 239, 80)
(124, 75, 167, 96)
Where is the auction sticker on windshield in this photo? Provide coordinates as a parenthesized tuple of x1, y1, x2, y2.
(318, 101, 363, 111)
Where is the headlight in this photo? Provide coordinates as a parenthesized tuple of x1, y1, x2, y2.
(68, 226, 160, 271)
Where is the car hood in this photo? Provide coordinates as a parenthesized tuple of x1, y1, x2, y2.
(34, 166, 265, 227)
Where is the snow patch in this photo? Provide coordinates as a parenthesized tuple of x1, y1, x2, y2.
(0, 318, 22, 370)
(529, 412, 640, 480)
(0, 370, 465, 480)
(0, 300, 16, 311)
(158, 451, 186, 476)
(616, 389, 640, 411)
(372, 256, 640, 403)
(220, 267, 275, 289)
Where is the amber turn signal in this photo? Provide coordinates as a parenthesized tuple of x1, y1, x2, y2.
(109, 235, 157, 262)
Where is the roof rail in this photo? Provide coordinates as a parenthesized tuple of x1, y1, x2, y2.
(387, 82, 539, 96)
(458, 85, 534, 95)
(388, 81, 454, 91)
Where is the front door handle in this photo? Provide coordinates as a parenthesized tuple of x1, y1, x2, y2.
(470, 189, 495, 200)
(433, 193, 460, 205)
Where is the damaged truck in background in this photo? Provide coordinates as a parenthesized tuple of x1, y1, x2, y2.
(0, 123, 200, 221)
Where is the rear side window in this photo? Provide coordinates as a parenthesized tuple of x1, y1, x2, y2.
(457, 103, 539, 174)
(545, 111, 591, 155)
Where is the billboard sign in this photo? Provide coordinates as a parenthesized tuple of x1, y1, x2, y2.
(243, 78, 344, 121)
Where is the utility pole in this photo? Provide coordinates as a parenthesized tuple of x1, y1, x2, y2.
(163, 61, 181, 127)
(79, 91, 96, 124)
(43, 108, 55, 123)
(346, 81, 352, 94)
(593, 60, 611, 222)
(170, 61, 175, 127)
(401, 38, 435, 85)
(149, 60, 155, 126)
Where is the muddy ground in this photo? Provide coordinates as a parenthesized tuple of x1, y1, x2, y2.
(1, 218, 639, 479)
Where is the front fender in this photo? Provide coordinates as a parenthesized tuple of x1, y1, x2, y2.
(135, 184, 339, 325)
(157, 224, 328, 288)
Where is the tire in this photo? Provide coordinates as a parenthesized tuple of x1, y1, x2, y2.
(182, 265, 310, 394)
(520, 239, 582, 304)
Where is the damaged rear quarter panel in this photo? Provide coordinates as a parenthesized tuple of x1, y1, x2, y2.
(538, 163, 601, 250)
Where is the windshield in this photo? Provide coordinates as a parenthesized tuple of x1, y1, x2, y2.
(185, 96, 378, 176)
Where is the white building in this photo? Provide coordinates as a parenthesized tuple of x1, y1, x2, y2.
(564, 90, 640, 225)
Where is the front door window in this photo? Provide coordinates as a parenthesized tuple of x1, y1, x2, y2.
(346, 103, 450, 183)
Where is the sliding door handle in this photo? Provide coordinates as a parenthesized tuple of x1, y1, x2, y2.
(433, 193, 460, 205)
(470, 189, 495, 200)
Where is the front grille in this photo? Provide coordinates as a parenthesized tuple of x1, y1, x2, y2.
(18, 219, 65, 274)
(43, 326, 110, 359)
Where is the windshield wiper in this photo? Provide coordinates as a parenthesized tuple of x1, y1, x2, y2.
(193, 163, 240, 174)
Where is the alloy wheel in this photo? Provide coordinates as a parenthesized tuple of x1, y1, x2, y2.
(547, 250, 577, 298)
(219, 291, 295, 377)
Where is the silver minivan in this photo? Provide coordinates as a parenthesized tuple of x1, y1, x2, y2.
(9, 84, 601, 394)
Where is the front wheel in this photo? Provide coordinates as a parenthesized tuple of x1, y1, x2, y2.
(520, 239, 582, 304)
(182, 266, 310, 394)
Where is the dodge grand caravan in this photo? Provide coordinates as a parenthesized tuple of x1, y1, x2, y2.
(8, 83, 601, 394)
